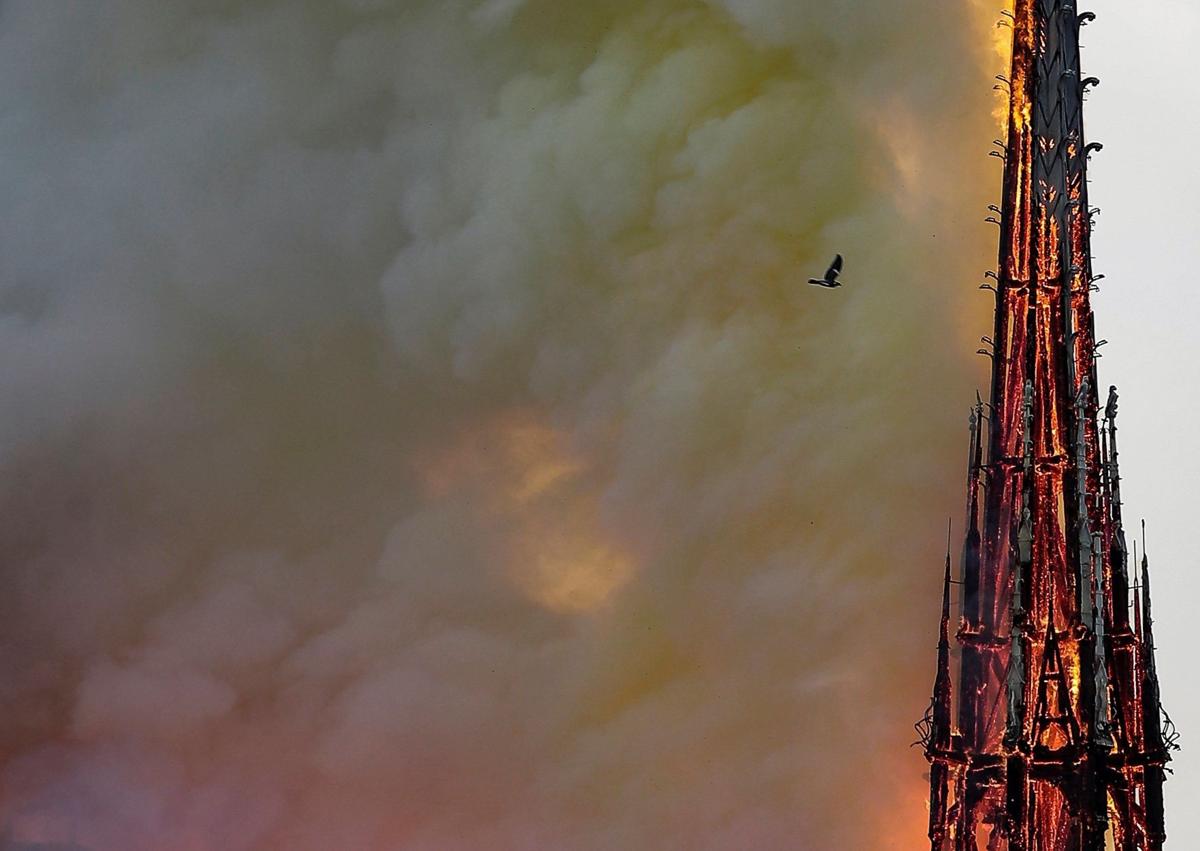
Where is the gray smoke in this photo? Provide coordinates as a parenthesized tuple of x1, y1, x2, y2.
(0, 1, 1001, 848)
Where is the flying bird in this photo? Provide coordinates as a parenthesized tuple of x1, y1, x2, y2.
(808, 254, 845, 289)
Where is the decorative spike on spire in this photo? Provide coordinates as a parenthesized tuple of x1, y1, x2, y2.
(932, 533, 955, 750)
(1103, 385, 1132, 634)
(1139, 522, 1170, 846)
(1074, 380, 1094, 623)
(924, 522, 960, 849)
(1140, 522, 1161, 718)
(941, 520, 954, 643)
(961, 403, 984, 626)
(1091, 525, 1114, 749)
(1141, 522, 1153, 648)
(1132, 538, 1143, 641)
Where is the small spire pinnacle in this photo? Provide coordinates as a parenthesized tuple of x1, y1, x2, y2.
(1132, 538, 1143, 641)
(1091, 526, 1114, 749)
(1141, 521, 1155, 652)
(928, 521, 956, 757)
(961, 405, 984, 626)
(1074, 379, 1094, 623)
(941, 521, 953, 644)
(1138, 519, 1168, 758)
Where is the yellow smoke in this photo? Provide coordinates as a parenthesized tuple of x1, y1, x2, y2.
(0, 0, 1006, 848)
(417, 413, 633, 613)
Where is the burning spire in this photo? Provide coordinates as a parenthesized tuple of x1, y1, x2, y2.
(922, 2, 1175, 848)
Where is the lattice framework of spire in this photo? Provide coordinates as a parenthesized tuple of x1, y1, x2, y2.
(918, 2, 1177, 849)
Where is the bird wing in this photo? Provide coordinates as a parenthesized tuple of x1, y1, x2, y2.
(826, 254, 844, 280)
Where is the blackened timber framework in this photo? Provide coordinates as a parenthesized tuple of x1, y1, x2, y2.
(918, 2, 1176, 849)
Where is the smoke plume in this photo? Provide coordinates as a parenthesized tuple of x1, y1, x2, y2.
(0, 1, 1001, 848)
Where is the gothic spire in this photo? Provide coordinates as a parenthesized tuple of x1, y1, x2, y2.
(923, 1, 1172, 846)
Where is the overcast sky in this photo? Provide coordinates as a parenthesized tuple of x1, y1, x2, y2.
(1087, 1, 1199, 844)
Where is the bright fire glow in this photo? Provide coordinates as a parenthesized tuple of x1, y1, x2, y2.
(417, 412, 634, 614)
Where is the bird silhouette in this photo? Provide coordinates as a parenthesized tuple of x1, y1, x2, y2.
(808, 254, 845, 288)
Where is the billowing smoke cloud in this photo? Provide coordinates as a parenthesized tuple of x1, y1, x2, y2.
(0, 1, 1002, 848)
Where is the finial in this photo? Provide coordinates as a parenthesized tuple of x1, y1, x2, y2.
(1132, 538, 1143, 639)
(940, 518, 954, 642)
